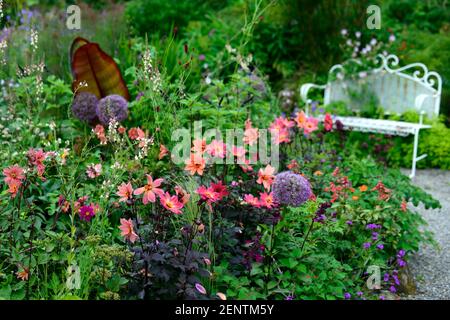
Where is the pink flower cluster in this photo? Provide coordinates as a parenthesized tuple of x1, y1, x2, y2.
(196, 181, 229, 210)
(27, 148, 48, 179)
(295, 111, 319, 135)
(116, 175, 190, 215)
(243, 192, 276, 209)
(3, 165, 25, 198)
(269, 116, 295, 145)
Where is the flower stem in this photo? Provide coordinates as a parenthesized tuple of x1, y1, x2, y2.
(300, 219, 314, 254)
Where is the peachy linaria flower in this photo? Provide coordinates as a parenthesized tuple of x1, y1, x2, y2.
(272, 171, 312, 207)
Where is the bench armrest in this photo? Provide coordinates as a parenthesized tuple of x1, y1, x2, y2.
(299, 83, 327, 115)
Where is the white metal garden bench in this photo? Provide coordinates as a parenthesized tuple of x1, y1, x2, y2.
(300, 54, 442, 178)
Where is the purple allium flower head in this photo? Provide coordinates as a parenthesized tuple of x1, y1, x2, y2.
(363, 242, 371, 249)
(72, 92, 99, 122)
(344, 293, 351, 299)
(376, 243, 384, 250)
(272, 171, 312, 207)
(96, 94, 128, 125)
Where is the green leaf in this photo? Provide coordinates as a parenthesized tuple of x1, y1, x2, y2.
(0, 285, 12, 300)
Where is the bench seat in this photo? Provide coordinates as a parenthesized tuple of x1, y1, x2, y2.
(317, 115, 431, 137)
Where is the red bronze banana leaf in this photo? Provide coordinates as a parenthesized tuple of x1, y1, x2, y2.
(70, 37, 130, 101)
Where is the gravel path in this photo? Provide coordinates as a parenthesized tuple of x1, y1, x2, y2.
(400, 169, 450, 300)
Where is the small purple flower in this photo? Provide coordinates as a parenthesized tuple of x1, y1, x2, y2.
(366, 223, 381, 230)
(356, 291, 363, 297)
(379, 295, 385, 300)
(363, 242, 371, 249)
(198, 54, 206, 61)
(397, 259, 406, 268)
(397, 249, 406, 258)
(376, 244, 384, 250)
(344, 293, 351, 300)
(346, 220, 353, 225)
(383, 273, 390, 282)
(390, 286, 397, 293)
(372, 232, 379, 241)
(135, 92, 144, 101)
(195, 283, 207, 295)
(393, 275, 400, 286)
(285, 295, 294, 300)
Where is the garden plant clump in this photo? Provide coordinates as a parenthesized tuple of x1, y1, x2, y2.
(0, 0, 446, 301)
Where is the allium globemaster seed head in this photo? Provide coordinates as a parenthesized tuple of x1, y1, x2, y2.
(96, 94, 128, 125)
(272, 171, 312, 207)
(71, 92, 99, 122)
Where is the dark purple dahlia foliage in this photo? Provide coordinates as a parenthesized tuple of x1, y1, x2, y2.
(71, 92, 99, 122)
(96, 94, 128, 125)
(272, 171, 312, 207)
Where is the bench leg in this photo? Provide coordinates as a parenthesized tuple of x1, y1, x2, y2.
(410, 129, 428, 179)
(410, 130, 419, 178)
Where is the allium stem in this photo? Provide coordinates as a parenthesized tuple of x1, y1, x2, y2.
(300, 219, 314, 254)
